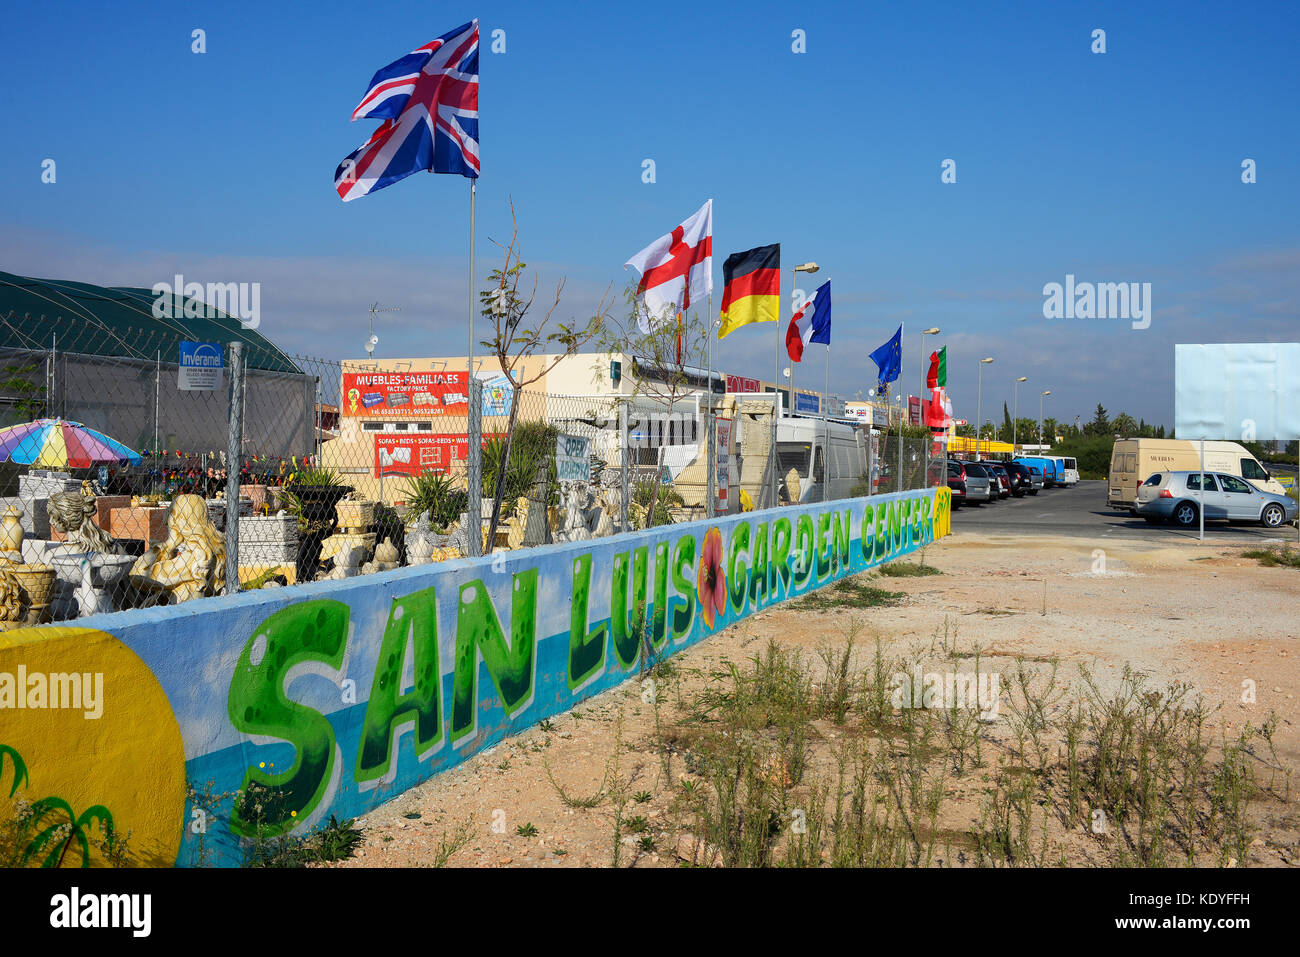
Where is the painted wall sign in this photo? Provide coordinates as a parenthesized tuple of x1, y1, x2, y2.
(0, 489, 949, 867)
(177, 341, 224, 392)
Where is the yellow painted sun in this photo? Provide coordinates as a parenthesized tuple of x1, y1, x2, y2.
(0, 626, 186, 867)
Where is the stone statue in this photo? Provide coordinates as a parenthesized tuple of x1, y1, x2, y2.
(0, 564, 23, 628)
(555, 483, 592, 542)
(130, 494, 226, 602)
(48, 481, 119, 554)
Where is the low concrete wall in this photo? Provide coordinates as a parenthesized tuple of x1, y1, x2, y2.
(0, 487, 950, 867)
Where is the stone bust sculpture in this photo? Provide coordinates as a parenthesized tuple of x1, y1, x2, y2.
(130, 494, 226, 602)
(48, 480, 118, 553)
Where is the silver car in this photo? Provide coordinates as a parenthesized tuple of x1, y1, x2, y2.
(951, 459, 993, 504)
(1136, 470, 1299, 529)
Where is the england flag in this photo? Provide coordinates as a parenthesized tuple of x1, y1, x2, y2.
(335, 20, 479, 201)
(624, 200, 713, 334)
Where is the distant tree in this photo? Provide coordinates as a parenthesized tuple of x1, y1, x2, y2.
(1111, 412, 1137, 435)
(1086, 403, 1110, 436)
(1000, 402, 1012, 443)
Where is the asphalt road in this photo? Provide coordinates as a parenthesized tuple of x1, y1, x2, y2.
(950, 479, 1300, 544)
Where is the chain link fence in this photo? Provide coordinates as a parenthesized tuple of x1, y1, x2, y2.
(0, 327, 936, 625)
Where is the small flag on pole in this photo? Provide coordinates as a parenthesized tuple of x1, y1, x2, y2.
(624, 200, 713, 334)
(718, 244, 780, 339)
(334, 19, 480, 201)
(869, 325, 903, 389)
(926, 346, 947, 389)
(785, 280, 831, 362)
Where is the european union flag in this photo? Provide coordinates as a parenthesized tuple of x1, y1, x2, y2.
(869, 325, 902, 388)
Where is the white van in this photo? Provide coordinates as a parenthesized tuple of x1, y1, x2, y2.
(1060, 457, 1080, 486)
(1108, 439, 1285, 510)
(776, 418, 867, 504)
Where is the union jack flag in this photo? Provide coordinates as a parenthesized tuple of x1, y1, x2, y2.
(335, 19, 479, 201)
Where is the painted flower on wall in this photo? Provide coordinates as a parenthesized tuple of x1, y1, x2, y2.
(696, 527, 727, 630)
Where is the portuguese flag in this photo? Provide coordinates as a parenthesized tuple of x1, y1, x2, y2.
(718, 244, 780, 339)
(927, 346, 947, 388)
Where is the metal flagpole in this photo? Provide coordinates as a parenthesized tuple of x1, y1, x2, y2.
(466, 180, 481, 557)
(769, 271, 781, 509)
(789, 269, 797, 418)
(706, 293, 715, 518)
(898, 320, 904, 490)
(1198, 438, 1205, 542)
(823, 343, 829, 500)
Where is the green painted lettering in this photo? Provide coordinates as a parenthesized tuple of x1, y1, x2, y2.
(228, 600, 349, 837)
(356, 588, 442, 784)
(451, 571, 537, 743)
(670, 535, 696, 641)
(568, 554, 607, 690)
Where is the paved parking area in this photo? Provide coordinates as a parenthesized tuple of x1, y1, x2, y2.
(950, 479, 1300, 544)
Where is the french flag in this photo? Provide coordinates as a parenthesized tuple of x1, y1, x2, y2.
(785, 279, 831, 362)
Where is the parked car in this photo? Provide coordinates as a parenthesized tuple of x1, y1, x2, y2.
(950, 459, 992, 505)
(1109, 439, 1285, 511)
(1001, 461, 1038, 496)
(961, 462, 996, 504)
(984, 462, 1013, 498)
(945, 459, 967, 508)
(1135, 470, 1299, 529)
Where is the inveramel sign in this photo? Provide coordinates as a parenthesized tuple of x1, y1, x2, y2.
(177, 341, 224, 392)
(0, 488, 949, 867)
(343, 371, 469, 417)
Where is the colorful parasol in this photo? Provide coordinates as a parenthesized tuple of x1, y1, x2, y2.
(0, 418, 143, 468)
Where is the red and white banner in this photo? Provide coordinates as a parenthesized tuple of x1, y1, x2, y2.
(374, 434, 467, 477)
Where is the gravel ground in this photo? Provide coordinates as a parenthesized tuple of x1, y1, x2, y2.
(324, 531, 1299, 868)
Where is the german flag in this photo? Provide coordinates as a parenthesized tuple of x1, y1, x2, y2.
(718, 244, 779, 339)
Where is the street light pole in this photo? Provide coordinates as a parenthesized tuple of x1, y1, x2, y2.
(976, 357, 994, 461)
(1039, 390, 1052, 447)
(1013, 376, 1027, 452)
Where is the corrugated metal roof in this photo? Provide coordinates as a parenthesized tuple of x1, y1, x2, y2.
(0, 271, 301, 373)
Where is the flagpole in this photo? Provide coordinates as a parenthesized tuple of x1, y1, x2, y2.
(823, 341, 829, 499)
(705, 293, 715, 518)
(770, 270, 782, 508)
(788, 268, 797, 419)
(466, 178, 481, 557)
(898, 319, 905, 491)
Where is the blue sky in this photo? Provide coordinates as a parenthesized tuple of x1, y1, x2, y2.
(2, 0, 1296, 428)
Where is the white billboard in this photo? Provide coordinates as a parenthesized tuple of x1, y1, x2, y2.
(1174, 343, 1300, 441)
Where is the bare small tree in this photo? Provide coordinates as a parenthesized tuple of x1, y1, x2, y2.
(478, 201, 612, 553)
(592, 283, 711, 527)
